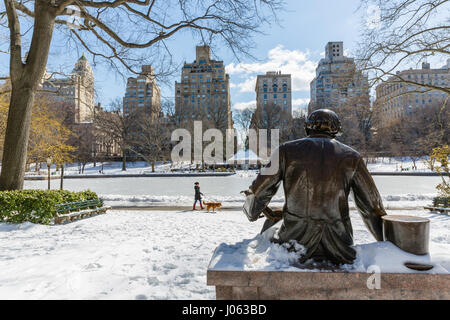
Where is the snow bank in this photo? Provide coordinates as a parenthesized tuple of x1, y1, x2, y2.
(26, 156, 434, 178)
(209, 224, 307, 271)
(210, 221, 450, 274)
(100, 193, 435, 209)
(366, 157, 432, 173)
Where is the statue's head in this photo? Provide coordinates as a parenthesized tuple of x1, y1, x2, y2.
(305, 109, 342, 137)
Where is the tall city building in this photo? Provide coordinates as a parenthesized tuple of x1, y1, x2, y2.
(374, 60, 449, 128)
(308, 42, 370, 114)
(175, 45, 233, 131)
(41, 54, 95, 123)
(123, 65, 161, 119)
(252, 71, 292, 128)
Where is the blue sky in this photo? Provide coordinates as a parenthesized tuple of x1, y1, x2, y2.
(0, 0, 366, 112)
(225, 0, 363, 112)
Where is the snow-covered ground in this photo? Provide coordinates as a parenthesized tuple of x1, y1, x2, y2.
(365, 157, 432, 172)
(0, 209, 448, 299)
(26, 161, 210, 176)
(25, 156, 433, 177)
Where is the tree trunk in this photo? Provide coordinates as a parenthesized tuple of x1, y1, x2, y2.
(0, 86, 36, 190)
(0, 4, 55, 190)
(122, 151, 127, 171)
(152, 160, 155, 172)
(60, 164, 64, 190)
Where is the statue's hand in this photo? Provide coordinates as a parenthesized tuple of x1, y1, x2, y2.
(263, 207, 283, 221)
(240, 190, 252, 196)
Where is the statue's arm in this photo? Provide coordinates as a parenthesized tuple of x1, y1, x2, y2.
(243, 147, 284, 222)
(351, 157, 387, 241)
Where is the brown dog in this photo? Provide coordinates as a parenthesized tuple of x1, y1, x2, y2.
(203, 201, 222, 212)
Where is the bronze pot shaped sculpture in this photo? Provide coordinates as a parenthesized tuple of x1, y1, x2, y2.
(382, 215, 430, 255)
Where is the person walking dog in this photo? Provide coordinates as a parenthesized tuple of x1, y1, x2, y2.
(193, 182, 204, 210)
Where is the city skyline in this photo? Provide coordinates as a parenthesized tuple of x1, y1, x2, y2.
(0, 0, 373, 114)
(0, 0, 447, 115)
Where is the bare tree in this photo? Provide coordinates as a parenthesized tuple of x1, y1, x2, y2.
(0, 0, 283, 190)
(287, 109, 307, 141)
(70, 123, 95, 174)
(371, 100, 449, 160)
(129, 110, 172, 172)
(95, 98, 136, 171)
(249, 102, 292, 156)
(233, 106, 255, 148)
(337, 96, 373, 155)
(357, 0, 449, 96)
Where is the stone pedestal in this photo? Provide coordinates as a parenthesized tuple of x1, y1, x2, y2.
(207, 269, 450, 300)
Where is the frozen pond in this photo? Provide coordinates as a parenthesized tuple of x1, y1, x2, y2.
(23, 174, 441, 208)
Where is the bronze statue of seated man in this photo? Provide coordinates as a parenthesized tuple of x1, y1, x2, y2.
(242, 109, 387, 265)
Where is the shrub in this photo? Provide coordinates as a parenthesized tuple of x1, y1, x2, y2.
(430, 145, 449, 197)
(0, 189, 99, 225)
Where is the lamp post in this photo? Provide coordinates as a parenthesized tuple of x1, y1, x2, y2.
(46, 157, 52, 190)
(60, 162, 64, 190)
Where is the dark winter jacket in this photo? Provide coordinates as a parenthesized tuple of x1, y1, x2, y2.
(243, 133, 387, 265)
(194, 186, 203, 200)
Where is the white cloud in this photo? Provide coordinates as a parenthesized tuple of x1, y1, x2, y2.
(226, 45, 317, 92)
(232, 76, 257, 93)
(292, 98, 310, 108)
(232, 101, 256, 111)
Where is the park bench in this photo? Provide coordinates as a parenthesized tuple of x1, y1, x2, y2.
(54, 198, 111, 224)
(424, 197, 450, 215)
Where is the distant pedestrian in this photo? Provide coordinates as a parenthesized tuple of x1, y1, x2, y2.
(193, 182, 204, 210)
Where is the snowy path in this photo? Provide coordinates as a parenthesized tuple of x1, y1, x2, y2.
(0, 210, 263, 299)
(0, 209, 448, 299)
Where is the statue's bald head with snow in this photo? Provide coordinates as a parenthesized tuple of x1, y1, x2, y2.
(243, 109, 387, 265)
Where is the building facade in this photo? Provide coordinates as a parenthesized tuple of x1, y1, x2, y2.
(308, 42, 369, 114)
(175, 45, 233, 131)
(374, 61, 450, 128)
(123, 65, 161, 119)
(41, 54, 95, 123)
(252, 71, 292, 128)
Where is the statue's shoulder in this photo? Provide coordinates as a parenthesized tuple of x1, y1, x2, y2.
(279, 138, 308, 151)
(332, 139, 361, 158)
(281, 138, 361, 159)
